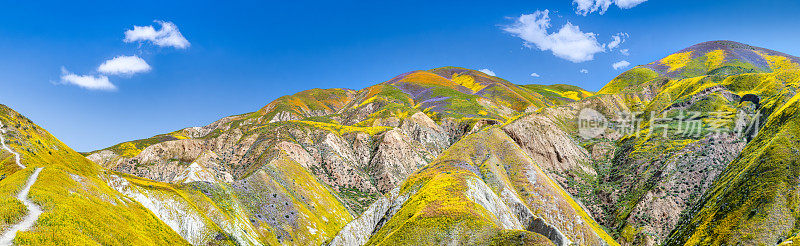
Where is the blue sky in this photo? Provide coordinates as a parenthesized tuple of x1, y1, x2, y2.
(1, 0, 800, 151)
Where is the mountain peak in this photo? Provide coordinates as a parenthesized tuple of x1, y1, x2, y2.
(687, 40, 757, 50)
(428, 66, 505, 81)
(678, 40, 798, 59)
(638, 40, 799, 77)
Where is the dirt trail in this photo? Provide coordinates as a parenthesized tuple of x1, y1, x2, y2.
(0, 167, 44, 246)
(0, 121, 24, 169)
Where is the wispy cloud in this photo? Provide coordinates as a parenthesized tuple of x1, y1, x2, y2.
(573, 0, 648, 15)
(620, 48, 630, 56)
(59, 67, 116, 91)
(530, 72, 541, 77)
(608, 33, 628, 50)
(580, 69, 589, 74)
(98, 55, 151, 76)
(479, 69, 496, 76)
(615, 0, 649, 9)
(124, 20, 190, 49)
(503, 10, 605, 63)
(612, 60, 631, 70)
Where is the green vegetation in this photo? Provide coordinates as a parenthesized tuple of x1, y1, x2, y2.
(667, 90, 800, 245)
(583, 42, 800, 245)
(257, 88, 356, 117)
(597, 66, 660, 95)
(489, 230, 555, 246)
(520, 84, 593, 102)
(0, 105, 187, 245)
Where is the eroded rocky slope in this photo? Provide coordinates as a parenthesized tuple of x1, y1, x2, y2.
(584, 41, 800, 245)
(329, 119, 616, 245)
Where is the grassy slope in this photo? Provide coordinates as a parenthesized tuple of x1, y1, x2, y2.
(669, 92, 800, 245)
(585, 41, 800, 244)
(0, 105, 187, 245)
(111, 152, 355, 245)
(237, 154, 354, 245)
(664, 47, 800, 246)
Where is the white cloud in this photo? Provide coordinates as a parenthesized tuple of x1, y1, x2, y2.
(59, 67, 116, 91)
(608, 33, 628, 50)
(616, 0, 649, 9)
(620, 48, 630, 56)
(98, 55, 151, 76)
(573, 0, 612, 16)
(503, 10, 605, 63)
(124, 20, 190, 49)
(530, 72, 541, 77)
(612, 60, 631, 70)
(580, 69, 589, 74)
(479, 69, 496, 76)
(573, 0, 648, 15)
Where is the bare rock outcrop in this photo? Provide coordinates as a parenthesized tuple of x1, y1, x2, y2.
(502, 114, 594, 178)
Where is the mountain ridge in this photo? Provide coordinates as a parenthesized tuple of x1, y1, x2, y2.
(2, 40, 800, 245)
